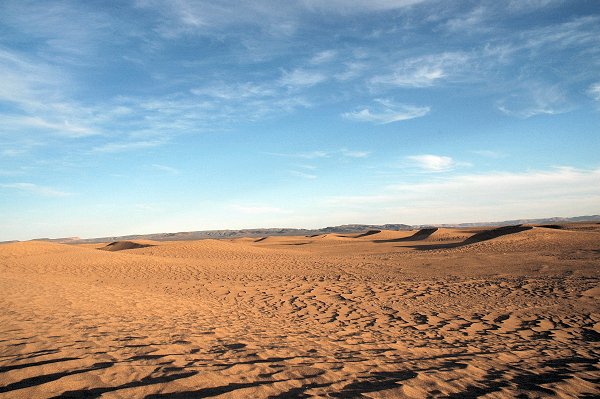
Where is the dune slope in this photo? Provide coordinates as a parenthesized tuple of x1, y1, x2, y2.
(1, 226, 599, 398)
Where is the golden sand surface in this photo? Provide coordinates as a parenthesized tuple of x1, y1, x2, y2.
(1, 225, 599, 398)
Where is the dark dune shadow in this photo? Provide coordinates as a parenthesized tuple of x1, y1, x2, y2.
(437, 355, 590, 399)
(209, 356, 295, 370)
(374, 228, 438, 243)
(144, 379, 287, 399)
(254, 237, 268, 242)
(222, 343, 246, 350)
(127, 354, 167, 361)
(0, 357, 79, 373)
(98, 241, 153, 251)
(330, 370, 418, 398)
(51, 370, 197, 399)
(543, 356, 597, 369)
(115, 335, 148, 341)
(537, 224, 563, 229)
(445, 370, 509, 398)
(354, 230, 381, 238)
(0, 362, 114, 393)
(267, 381, 333, 398)
(410, 225, 533, 251)
(11, 349, 60, 360)
(283, 242, 310, 246)
(512, 370, 573, 394)
(463, 225, 533, 243)
(582, 328, 600, 342)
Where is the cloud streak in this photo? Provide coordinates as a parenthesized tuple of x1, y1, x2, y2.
(405, 155, 467, 172)
(92, 140, 165, 153)
(496, 83, 572, 118)
(289, 170, 318, 179)
(370, 52, 470, 88)
(589, 82, 600, 102)
(151, 164, 180, 174)
(343, 100, 430, 124)
(0, 182, 71, 197)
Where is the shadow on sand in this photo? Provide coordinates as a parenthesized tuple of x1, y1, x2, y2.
(409, 225, 532, 251)
(353, 230, 382, 238)
(374, 228, 438, 243)
(98, 241, 153, 251)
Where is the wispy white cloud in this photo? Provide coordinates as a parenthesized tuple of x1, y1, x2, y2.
(443, 6, 488, 32)
(334, 61, 367, 81)
(507, 0, 563, 12)
(267, 149, 370, 160)
(588, 82, 600, 102)
(189, 79, 312, 121)
(0, 169, 26, 176)
(519, 15, 600, 52)
(0, 47, 65, 109)
(0, 1, 116, 60)
(0, 182, 71, 197)
(137, 0, 428, 39)
(340, 149, 371, 158)
(293, 164, 317, 172)
(191, 81, 276, 100)
(279, 68, 327, 88)
(269, 147, 371, 181)
(310, 50, 337, 64)
(16, 116, 98, 137)
(289, 170, 318, 179)
(1, 148, 28, 157)
(301, 0, 427, 13)
(343, 99, 430, 124)
(266, 150, 329, 159)
(0, 47, 109, 141)
(370, 52, 470, 88)
(136, 0, 300, 38)
(496, 83, 571, 118)
(151, 164, 180, 174)
(406, 154, 463, 172)
(386, 167, 600, 199)
(92, 140, 165, 153)
(0, 40, 315, 152)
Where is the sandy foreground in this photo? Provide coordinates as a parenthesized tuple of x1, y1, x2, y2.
(1, 225, 599, 398)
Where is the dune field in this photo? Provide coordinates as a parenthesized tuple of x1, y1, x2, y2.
(1, 224, 599, 398)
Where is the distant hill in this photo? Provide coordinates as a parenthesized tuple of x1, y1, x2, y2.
(7, 215, 598, 244)
(60, 224, 414, 244)
(417, 215, 600, 228)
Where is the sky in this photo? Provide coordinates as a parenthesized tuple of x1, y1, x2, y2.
(1, 0, 599, 241)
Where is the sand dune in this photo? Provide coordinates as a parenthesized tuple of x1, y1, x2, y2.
(374, 228, 438, 243)
(1, 224, 599, 398)
(99, 241, 154, 251)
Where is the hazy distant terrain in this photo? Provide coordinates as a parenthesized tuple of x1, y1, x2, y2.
(20, 215, 600, 244)
(1, 222, 598, 398)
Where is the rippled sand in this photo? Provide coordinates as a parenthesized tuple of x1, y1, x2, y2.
(1, 225, 599, 398)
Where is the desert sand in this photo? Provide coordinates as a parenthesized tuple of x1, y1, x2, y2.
(1, 224, 599, 398)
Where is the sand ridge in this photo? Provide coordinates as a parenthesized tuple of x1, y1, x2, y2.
(1, 225, 599, 398)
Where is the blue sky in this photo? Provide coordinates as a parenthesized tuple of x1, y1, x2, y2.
(1, 0, 599, 240)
